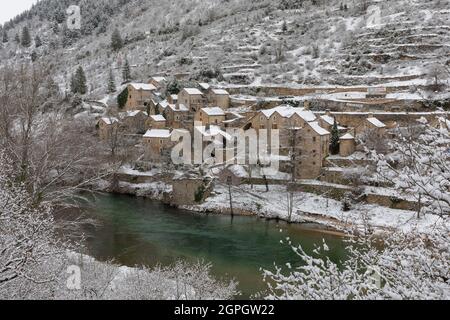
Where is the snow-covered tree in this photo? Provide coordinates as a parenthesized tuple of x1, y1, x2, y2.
(2, 30, 8, 43)
(21, 26, 31, 47)
(71, 66, 88, 95)
(263, 226, 450, 300)
(0, 151, 66, 299)
(373, 118, 450, 218)
(111, 28, 123, 52)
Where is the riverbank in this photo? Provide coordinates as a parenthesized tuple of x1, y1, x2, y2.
(94, 179, 448, 236)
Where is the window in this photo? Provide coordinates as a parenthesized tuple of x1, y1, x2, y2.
(160, 139, 163, 144)
(313, 137, 316, 143)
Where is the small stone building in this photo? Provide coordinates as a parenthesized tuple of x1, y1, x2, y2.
(194, 107, 226, 126)
(178, 88, 206, 112)
(207, 89, 230, 110)
(126, 83, 157, 110)
(142, 129, 173, 162)
(120, 110, 148, 134)
(339, 133, 356, 157)
(97, 117, 119, 140)
(164, 104, 190, 129)
(146, 114, 166, 129)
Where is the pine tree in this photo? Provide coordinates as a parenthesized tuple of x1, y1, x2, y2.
(111, 28, 123, 51)
(282, 20, 288, 33)
(330, 119, 340, 155)
(76, 66, 87, 95)
(71, 67, 88, 95)
(21, 27, 31, 47)
(2, 31, 8, 43)
(107, 68, 116, 93)
(122, 58, 131, 83)
(34, 35, 42, 48)
(15, 33, 20, 44)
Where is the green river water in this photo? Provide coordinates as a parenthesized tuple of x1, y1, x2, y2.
(81, 193, 347, 298)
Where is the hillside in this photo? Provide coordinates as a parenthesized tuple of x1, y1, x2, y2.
(0, 0, 449, 98)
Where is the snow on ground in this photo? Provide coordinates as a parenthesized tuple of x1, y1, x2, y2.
(186, 184, 448, 235)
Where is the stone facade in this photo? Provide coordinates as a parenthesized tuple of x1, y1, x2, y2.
(121, 111, 148, 134)
(97, 117, 119, 140)
(194, 107, 226, 126)
(126, 83, 157, 110)
(206, 89, 230, 109)
(339, 133, 356, 157)
(178, 88, 206, 112)
(171, 175, 214, 206)
(146, 114, 167, 129)
(142, 129, 174, 162)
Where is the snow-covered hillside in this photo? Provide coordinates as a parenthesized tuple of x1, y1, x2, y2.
(0, 0, 449, 97)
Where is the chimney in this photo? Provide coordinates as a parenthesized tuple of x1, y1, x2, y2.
(205, 123, 211, 131)
(326, 109, 332, 117)
(175, 104, 180, 110)
(367, 112, 374, 118)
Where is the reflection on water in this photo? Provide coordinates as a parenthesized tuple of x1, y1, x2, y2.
(80, 194, 347, 298)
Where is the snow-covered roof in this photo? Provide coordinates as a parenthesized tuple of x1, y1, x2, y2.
(340, 133, 355, 140)
(150, 115, 166, 122)
(198, 83, 210, 90)
(307, 121, 330, 136)
(201, 107, 225, 116)
(321, 115, 336, 125)
(100, 117, 119, 125)
(143, 129, 171, 138)
(182, 88, 203, 95)
(367, 117, 386, 128)
(129, 83, 157, 91)
(121, 110, 147, 118)
(158, 100, 169, 109)
(151, 76, 166, 83)
(261, 105, 317, 122)
(211, 88, 230, 95)
(168, 104, 189, 112)
(170, 94, 178, 100)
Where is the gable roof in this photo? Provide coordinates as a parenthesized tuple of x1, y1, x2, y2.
(340, 133, 355, 140)
(198, 83, 210, 91)
(143, 129, 171, 138)
(211, 88, 229, 95)
(307, 121, 330, 136)
(150, 115, 166, 122)
(367, 117, 386, 128)
(158, 100, 169, 109)
(320, 115, 336, 126)
(100, 117, 119, 125)
(261, 105, 317, 122)
(182, 88, 203, 95)
(201, 107, 226, 116)
(167, 104, 189, 112)
(129, 83, 157, 91)
(151, 76, 167, 83)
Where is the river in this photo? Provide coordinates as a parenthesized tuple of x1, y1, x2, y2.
(79, 193, 348, 298)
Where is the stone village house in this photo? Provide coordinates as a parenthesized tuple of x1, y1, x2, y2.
(206, 88, 230, 110)
(177, 88, 207, 113)
(247, 105, 331, 179)
(97, 117, 119, 140)
(119, 110, 148, 134)
(146, 114, 167, 130)
(125, 83, 157, 111)
(194, 107, 226, 126)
